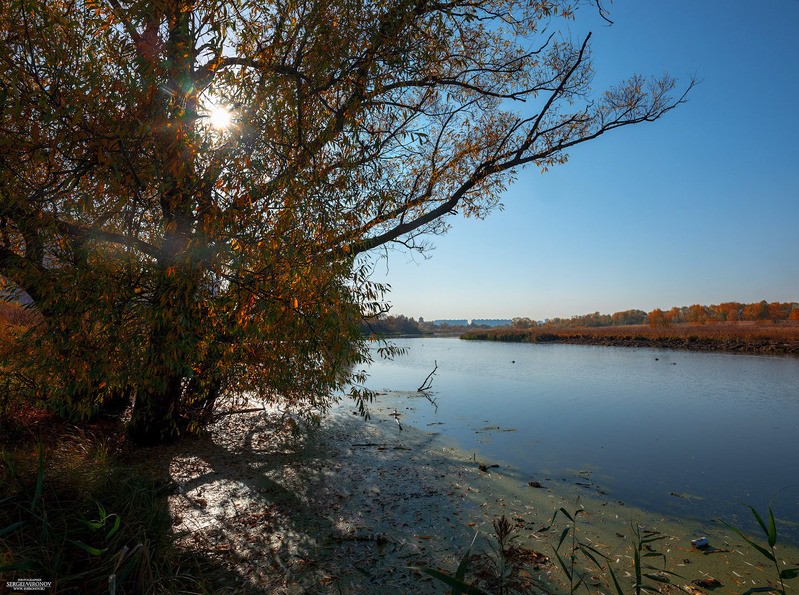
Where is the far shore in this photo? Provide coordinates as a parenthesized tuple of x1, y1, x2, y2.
(460, 322, 799, 356)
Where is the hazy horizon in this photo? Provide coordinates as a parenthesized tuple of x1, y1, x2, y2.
(389, 298, 797, 324)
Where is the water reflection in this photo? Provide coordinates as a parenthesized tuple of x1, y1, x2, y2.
(363, 338, 799, 543)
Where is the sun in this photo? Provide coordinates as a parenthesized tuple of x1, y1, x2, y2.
(208, 104, 233, 130)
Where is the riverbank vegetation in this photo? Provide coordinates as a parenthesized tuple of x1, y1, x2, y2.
(5, 402, 798, 593)
(461, 321, 799, 355)
(459, 301, 799, 355)
(527, 300, 799, 329)
(360, 314, 503, 337)
(0, 405, 228, 593)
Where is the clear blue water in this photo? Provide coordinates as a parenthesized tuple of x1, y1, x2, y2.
(362, 338, 799, 543)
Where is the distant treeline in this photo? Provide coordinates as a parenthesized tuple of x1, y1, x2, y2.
(360, 314, 426, 336)
(512, 300, 799, 329)
(359, 301, 799, 337)
(642, 301, 799, 326)
(461, 322, 799, 356)
(360, 315, 496, 336)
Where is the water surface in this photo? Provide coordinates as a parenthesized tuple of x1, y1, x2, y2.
(361, 338, 799, 543)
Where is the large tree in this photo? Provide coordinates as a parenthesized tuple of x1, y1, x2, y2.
(0, 0, 691, 442)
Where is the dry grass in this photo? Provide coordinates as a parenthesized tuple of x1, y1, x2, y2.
(462, 322, 799, 355)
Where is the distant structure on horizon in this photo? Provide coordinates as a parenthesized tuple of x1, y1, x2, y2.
(430, 318, 511, 327)
(471, 319, 512, 327)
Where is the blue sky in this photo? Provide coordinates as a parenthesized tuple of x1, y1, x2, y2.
(367, 0, 799, 321)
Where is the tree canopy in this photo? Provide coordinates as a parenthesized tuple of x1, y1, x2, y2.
(0, 0, 692, 442)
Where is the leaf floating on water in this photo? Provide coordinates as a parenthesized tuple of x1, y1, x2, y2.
(670, 491, 704, 501)
(692, 577, 722, 588)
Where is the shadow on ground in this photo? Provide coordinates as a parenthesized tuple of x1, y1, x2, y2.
(132, 408, 523, 594)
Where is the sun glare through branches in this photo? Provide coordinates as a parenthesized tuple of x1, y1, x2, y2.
(208, 103, 233, 130)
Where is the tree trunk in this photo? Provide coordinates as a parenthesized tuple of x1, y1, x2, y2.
(126, 5, 205, 445)
(127, 374, 184, 445)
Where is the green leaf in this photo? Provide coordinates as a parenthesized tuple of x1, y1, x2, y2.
(606, 564, 626, 595)
(722, 520, 776, 562)
(577, 543, 604, 570)
(634, 547, 642, 584)
(553, 548, 572, 581)
(0, 520, 26, 537)
(557, 526, 570, 550)
(106, 514, 121, 540)
(743, 536, 776, 562)
(579, 542, 609, 561)
(748, 505, 769, 538)
(84, 519, 105, 530)
(68, 538, 106, 556)
(780, 568, 799, 580)
(766, 507, 777, 548)
(559, 507, 575, 522)
(453, 531, 479, 594)
(539, 508, 561, 532)
(643, 573, 671, 584)
(410, 567, 488, 595)
(0, 560, 35, 572)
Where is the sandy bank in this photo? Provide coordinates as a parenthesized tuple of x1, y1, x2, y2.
(157, 402, 799, 593)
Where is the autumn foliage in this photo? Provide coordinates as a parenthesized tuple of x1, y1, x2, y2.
(463, 300, 799, 355)
(0, 0, 690, 442)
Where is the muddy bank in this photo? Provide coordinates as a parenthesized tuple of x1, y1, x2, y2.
(152, 405, 799, 593)
(462, 331, 799, 356)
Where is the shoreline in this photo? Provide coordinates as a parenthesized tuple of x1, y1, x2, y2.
(161, 405, 799, 593)
(460, 330, 799, 356)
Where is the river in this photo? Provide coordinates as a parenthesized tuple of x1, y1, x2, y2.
(361, 337, 799, 544)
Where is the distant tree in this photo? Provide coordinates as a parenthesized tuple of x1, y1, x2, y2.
(362, 314, 423, 336)
(768, 302, 788, 322)
(789, 308, 799, 321)
(712, 302, 741, 322)
(570, 311, 612, 327)
(666, 306, 683, 324)
(646, 308, 670, 327)
(511, 317, 534, 329)
(610, 309, 647, 326)
(687, 304, 710, 324)
(743, 301, 770, 322)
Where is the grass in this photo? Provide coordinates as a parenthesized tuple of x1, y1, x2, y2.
(421, 505, 798, 595)
(722, 506, 799, 594)
(0, 407, 237, 594)
(462, 322, 799, 355)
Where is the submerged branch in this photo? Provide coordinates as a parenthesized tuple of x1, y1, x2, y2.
(417, 360, 438, 392)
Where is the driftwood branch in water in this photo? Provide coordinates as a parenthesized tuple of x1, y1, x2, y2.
(421, 391, 438, 411)
(351, 443, 411, 451)
(212, 407, 266, 419)
(417, 360, 438, 392)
